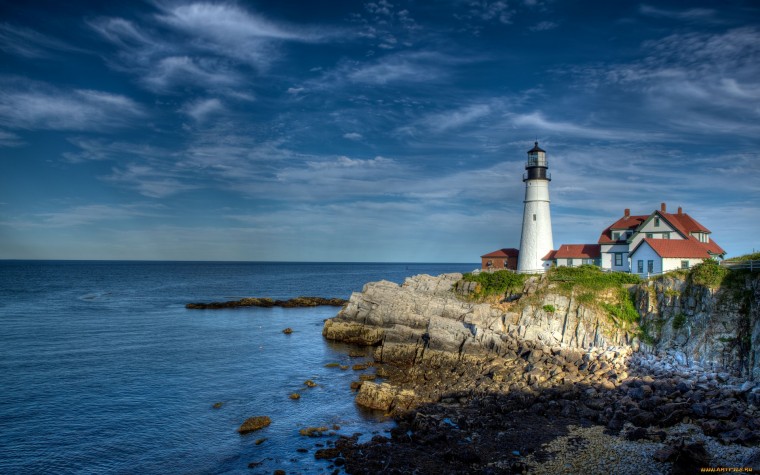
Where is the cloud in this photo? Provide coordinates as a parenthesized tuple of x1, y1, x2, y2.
(0, 23, 88, 59)
(0, 129, 22, 147)
(63, 137, 171, 163)
(287, 87, 305, 94)
(639, 5, 717, 22)
(530, 21, 557, 32)
(416, 103, 492, 133)
(4, 203, 165, 228)
(343, 132, 363, 140)
(180, 97, 224, 122)
(142, 56, 244, 93)
(105, 163, 198, 198)
(325, 51, 473, 86)
(0, 77, 145, 131)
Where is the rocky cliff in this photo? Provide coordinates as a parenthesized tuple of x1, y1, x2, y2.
(320, 270, 760, 473)
(636, 271, 760, 380)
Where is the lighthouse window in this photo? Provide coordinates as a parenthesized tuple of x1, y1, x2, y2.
(533, 214, 536, 221)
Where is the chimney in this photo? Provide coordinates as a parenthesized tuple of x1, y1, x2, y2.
(677, 206, 683, 215)
(624, 208, 630, 217)
(661, 202, 666, 212)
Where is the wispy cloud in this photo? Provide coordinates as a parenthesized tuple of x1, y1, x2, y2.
(0, 23, 88, 59)
(180, 97, 224, 122)
(0, 77, 145, 131)
(639, 5, 717, 22)
(0, 129, 23, 147)
(3, 203, 165, 228)
(343, 132, 363, 140)
(105, 163, 198, 198)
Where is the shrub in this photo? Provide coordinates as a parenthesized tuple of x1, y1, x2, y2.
(725, 252, 760, 262)
(672, 312, 687, 330)
(688, 259, 728, 288)
(542, 304, 556, 313)
(462, 270, 527, 298)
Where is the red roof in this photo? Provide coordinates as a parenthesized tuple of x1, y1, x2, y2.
(542, 250, 557, 260)
(481, 248, 519, 258)
(598, 208, 713, 244)
(598, 215, 647, 243)
(549, 244, 601, 259)
(699, 238, 725, 255)
(634, 238, 712, 258)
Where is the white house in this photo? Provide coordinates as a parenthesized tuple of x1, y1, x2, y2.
(628, 238, 714, 276)
(543, 244, 601, 267)
(543, 203, 725, 273)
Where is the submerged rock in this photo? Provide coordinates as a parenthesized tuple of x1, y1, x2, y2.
(238, 416, 271, 434)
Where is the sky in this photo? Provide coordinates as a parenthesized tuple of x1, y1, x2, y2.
(0, 0, 758, 262)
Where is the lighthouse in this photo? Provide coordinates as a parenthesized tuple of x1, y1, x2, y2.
(517, 141, 554, 273)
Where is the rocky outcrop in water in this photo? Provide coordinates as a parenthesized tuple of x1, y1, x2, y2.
(186, 296, 347, 309)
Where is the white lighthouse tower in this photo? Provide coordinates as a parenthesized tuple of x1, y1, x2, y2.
(517, 141, 554, 273)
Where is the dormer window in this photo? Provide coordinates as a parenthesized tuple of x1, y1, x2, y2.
(654, 217, 660, 227)
(613, 232, 620, 240)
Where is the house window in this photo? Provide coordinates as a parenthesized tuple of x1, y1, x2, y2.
(646, 233, 653, 238)
(614, 253, 623, 266)
(681, 260, 689, 269)
(654, 217, 660, 227)
(612, 232, 620, 240)
(568, 258, 575, 267)
(664, 232, 670, 239)
(637, 260, 644, 273)
(647, 260, 654, 273)
(583, 258, 593, 265)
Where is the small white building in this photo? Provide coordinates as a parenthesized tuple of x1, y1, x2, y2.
(544, 203, 725, 273)
(628, 238, 713, 276)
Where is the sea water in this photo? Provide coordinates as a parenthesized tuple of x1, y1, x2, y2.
(0, 261, 475, 474)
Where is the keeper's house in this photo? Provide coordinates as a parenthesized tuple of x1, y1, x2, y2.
(543, 203, 725, 276)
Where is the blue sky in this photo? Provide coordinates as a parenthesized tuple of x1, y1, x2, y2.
(1, 0, 758, 262)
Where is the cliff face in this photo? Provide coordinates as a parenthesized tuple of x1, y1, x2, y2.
(635, 272, 760, 379)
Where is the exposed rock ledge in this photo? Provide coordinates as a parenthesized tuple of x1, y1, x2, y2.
(186, 296, 347, 309)
(321, 272, 760, 474)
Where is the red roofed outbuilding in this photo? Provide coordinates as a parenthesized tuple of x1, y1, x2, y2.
(481, 248, 519, 271)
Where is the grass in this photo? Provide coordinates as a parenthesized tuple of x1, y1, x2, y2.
(542, 304, 556, 313)
(547, 265, 640, 292)
(599, 288, 640, 325)
(725, 252, 760, 262)
(461, 270, 527, 298)
(672, 312, 687, 330)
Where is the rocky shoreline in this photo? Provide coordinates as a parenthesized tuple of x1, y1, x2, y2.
(185, 296, 347, 309)
(320, 272, 760, 474)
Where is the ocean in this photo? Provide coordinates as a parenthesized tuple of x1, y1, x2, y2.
(0, 261, 476, 474)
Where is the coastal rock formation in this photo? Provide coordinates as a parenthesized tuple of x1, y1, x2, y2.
(186, 296, 347, 309)
(635, 273, 760, 379)
(321, 271, 760, 473)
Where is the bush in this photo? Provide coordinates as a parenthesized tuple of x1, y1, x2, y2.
(672, 312, 687, 330)
(462, 270, 527, 298)
(542, 304, 556, 313)
(725, 252, 760, 262)
(688, 259, 728, 288)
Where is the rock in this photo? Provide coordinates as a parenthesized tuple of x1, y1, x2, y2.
(289, 393, 301, 400)
(282, 327, 293, 334)
(304, 380, 317, 388)
(212, 402, 223, 409)
(300, 426, 330, 437)
(254, 438, 267, 445)
(238, 416, 271, 434)
(187, 296, 347, 309)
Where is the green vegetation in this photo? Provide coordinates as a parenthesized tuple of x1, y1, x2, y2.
(547, 265, 640, 292)
(542, 304, 556, 313)
(725, 252, 760, 262)
(688, 258, 729, 288)
(462, 270, 527, 298)
(546, 266, 641, 328)
(672, 312, 687, 330)
(599, 288, 640, 325)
